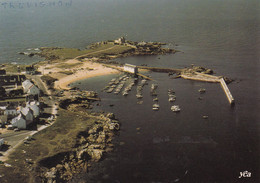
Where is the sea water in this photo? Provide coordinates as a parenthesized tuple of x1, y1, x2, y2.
(1, 0, 259, 182)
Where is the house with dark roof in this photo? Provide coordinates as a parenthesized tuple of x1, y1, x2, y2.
(25, 66, 35, 75)
(0, 75, 26, 90)
(0, 70, 6, 75)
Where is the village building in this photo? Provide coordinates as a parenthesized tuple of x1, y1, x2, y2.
(11, 105, 36, 129)
(137, 41, 147, 47)
(114, 37, 126, 45)
(25, 66, 36, 75)
(0, 138, 5, 149)
(123, 64, 138, 75)
(20, 107, 34, 124)
(0, 75, 26, 91)
(0, 70, 6, 75)
(27, 101, 40, 118)
(11, 114, 27, 129)
(0, 114, 7, 125)
(4, 105, 19, 118)
(22, 80, 40, 97)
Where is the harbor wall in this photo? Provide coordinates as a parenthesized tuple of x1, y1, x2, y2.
(220, 78, 235, 104)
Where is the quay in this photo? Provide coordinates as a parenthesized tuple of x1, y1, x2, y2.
(103, 64, 153, 80)
(104, 64, 234, 104)
(180, 72, 234, 105)
(137, 66, 182, 73)
(181, 72, 221, 83)
(220, 78, 235, 104)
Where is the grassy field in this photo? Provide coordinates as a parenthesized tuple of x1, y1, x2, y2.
(0, 109, 96, 183)
(55, 62, 83, 69)
(3, 64, 29, 73)
(39, 42, 133, 60)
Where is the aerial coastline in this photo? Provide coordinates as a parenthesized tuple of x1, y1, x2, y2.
(0, 37, 235, 182)
(0, 37, 178, 182)
(35, 37, 176, 90)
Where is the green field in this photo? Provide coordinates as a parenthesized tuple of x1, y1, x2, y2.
(39, 42, 133, 60)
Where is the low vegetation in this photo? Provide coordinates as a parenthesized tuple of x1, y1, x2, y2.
(0, 109, 96, 183)
(55, 62, 83, 69)
(1, 64, 28, 74)
(38, 43, 116, 60)
(40, 75, 57, 88)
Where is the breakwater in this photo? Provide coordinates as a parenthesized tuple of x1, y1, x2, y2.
(137, 66, 182, 73)
(180, 72, 235, 105)
(220, 78, 235, 104)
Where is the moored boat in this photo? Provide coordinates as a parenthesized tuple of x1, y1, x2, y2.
(171, 105, 181, 112)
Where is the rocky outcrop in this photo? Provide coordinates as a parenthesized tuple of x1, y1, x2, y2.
(40, 113, 120, 183)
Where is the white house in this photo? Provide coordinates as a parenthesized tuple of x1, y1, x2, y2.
(123, 64, 138, 74)
(4, 105, 19, 117)
(137, 41, 147, 46)
(114, 37, 126, 45)
(0, 138, 4, 147)
(11, 106, 34, 129)
(0, 115, 7, 124)
(22, 80, 40, 96)
(11, 114, 26, 129)
(20, 107, 34, 125)
(27, 101, 40, 117)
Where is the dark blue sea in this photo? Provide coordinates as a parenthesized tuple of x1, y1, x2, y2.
(0, 0, 259, 182)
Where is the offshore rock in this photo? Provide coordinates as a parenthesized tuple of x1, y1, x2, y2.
(106, 112, 115, 119)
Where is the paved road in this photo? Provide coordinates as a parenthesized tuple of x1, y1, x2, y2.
(0, 75, 57, 161)
(0, 131, 32, 147)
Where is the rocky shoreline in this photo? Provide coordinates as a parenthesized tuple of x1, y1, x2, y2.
(40, 112, 119, 183)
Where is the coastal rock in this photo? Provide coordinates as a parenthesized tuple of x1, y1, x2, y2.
(88, 144, 104, 150)
(108, 122, 120, 131)
(204, 69, 213, 74)
(96, 131, 106, 144)
(87, 149, 104, 162)
(77, 149, 89, 160)
(56, 164, 65, 171)
(106, 113, 115, 119)
(45, 167, 57, 183)
(87, 134, 98, 143)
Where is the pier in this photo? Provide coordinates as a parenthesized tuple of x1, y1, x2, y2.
(220, 78, 235, 104)
(180, 72, 234, 105)
(137, 66, 182, 73)
(105, 64, 234, 104)
(181, 72, 221, 83)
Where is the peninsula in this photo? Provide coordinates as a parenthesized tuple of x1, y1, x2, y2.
(0, 37, 234, 183)
(35, 37, 176, 90)
(0, 37, 177, 183)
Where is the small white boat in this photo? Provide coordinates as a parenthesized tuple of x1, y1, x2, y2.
(171, 105, 181, 112)
(198, 88, 206, 93)
(152, 104, 160, 111)
(122, 91, 128, 96)
(168, 97, 175, 102)
(136, 94, 143, 99)
(153, 98, 159, 101)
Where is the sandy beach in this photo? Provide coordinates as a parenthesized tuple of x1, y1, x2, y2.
(38, 59, 120, 90)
